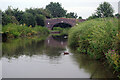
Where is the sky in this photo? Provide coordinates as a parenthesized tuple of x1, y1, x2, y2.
(0, 0, 119, 19)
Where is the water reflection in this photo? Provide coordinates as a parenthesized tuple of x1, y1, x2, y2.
(45, 35, 67, 48)
(71, 52, 115, 78)
(2, 35, 116, 78)
(2, 36, 66, 59)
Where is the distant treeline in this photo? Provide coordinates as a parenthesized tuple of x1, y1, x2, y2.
(1, 7, 51, 27)
(0, 2, 120, 27)
(1, 2, 82, 27)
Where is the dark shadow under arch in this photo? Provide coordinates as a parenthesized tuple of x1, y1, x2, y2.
(52, 23, 72, 30)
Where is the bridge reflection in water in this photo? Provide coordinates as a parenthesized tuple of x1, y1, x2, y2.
(45, 35, 67, 48)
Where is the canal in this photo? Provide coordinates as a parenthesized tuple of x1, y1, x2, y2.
(1, 35, 116, 78)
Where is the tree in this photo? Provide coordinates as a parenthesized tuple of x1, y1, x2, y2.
(3, 6, 22, 25)
(46, 2, 67, 18)
(12, 8, 24, 22)
(66, 12, 78, 19)
(5, 6, 13, 16)
(35, 14, 45, 26)
(2, 13, 12, 25)
(96, 2, 114, 18)
(11, 16, 19, 24)
(26, 8, 52, 18)
(21, 13, 36, 27)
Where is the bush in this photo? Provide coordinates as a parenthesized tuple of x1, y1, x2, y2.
(2, 24, 49, 38)
(53, 27, 63, 32)
(53, 27, 70, 35)
(105, 50, 120, 72)
(68, 18, 118, 59)
(68, 17, 120, 77)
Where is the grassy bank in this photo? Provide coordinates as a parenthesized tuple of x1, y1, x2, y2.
(68, 18, 120, 78)
(2, 24, 49, 40)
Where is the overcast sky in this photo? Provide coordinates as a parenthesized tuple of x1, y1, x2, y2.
(0, 0, 119, 18)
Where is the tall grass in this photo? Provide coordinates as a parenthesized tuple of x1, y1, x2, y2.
(68, 18, 120, 76)
(2, 24, 49, 38)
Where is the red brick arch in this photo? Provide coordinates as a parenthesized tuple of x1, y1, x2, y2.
(45, 18, 85, 30)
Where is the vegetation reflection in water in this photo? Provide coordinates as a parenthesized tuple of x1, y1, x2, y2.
(70, 51, 116, 78)
(2, 35, 66, 59)
(2, 35, 116, 78)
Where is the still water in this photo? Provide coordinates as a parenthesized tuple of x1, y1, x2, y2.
(2, 35, 115, 78)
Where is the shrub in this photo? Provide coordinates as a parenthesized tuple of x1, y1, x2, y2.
(68, 17, 120, 77)
(68, 18, 118, 59)
(105, 50, 120, 71)
(53, 27, 70, 35)
(2, 24, 49, 38)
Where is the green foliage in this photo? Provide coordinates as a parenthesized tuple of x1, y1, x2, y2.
(68, 18, 120, 76)
(2, 24, 49, 38)
(53, 27, 63, 31)
(87, 2, 114, 19)
(2, 13, 12, 25)
(68, 18, 120, 77)
(68, 18, 118, 59)
(46, 2, 67, 18)
(53, 27, 70, 35)
(96, 2, 114, 18)
(61, 28, 70, 35)
(35, 14, 45, 26)
(2, 6, 51, 27)
(12, 8, 24, 22)
(66, 12, 78, 19)
(21, 13, 36, 27)
(105, 50, 120, 72)
(25, 8, 51, 18)
(5, 6, 13, 16)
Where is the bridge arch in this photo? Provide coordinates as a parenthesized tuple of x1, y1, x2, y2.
(45, 18, 85, 30)
(52, 23, 72, 30)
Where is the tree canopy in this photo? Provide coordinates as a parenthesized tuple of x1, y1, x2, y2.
(46, 2, 67, 18)
(21, 12, 36, 27)
(66, 12, 78, 19)
(87, 2, 114, 19)
(96, 2, 114, 18)
(2, 6, 50, 27)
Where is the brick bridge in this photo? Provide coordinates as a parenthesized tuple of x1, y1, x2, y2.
(45, 18, 85, 30)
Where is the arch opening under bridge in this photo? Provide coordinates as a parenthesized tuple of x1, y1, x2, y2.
(45, 18, 85, 30)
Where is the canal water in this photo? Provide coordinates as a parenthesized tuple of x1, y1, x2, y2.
(2, 35, 116, 78)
